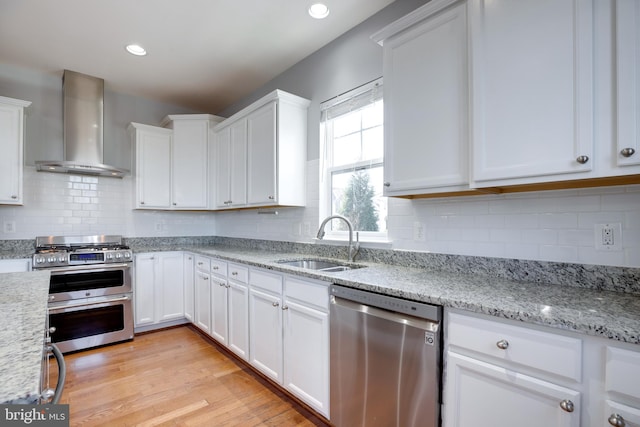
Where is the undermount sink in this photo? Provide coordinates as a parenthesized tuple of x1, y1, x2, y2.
(276, 259, 364, 272)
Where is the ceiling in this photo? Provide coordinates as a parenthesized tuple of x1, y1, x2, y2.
(0, 0, 395, 113)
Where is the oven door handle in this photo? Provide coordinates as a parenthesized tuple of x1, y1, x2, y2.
(49, 295, 131, 313)
(46, 263, 131, 274)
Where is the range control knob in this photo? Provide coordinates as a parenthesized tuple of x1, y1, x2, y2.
(36, 257, 44, 264)
(115, 253, 122, 259)
(124, 252, 131, 259)
(58, 256, 65, 263)
(47, 257, 55, 263)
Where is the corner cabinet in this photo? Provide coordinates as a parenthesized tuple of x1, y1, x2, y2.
(0, 96, 31, 205)
(162, 114, 224, 209)
(212, 90, 310, 210)
(372, 0, 472, 197)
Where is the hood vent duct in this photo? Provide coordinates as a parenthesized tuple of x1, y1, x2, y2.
(36, 70, 128, 178)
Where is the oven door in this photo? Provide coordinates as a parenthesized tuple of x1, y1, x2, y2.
(48, 294, 134, 353)
(48, 263, 132, 301)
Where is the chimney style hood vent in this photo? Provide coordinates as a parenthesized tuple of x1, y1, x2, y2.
(36, 70, 128, 178)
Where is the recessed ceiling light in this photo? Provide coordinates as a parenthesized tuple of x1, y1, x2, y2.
(125, 44, 147, 56)
(309, 3, 330, 19)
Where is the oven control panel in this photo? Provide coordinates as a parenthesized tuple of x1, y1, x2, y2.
(33, 249, 132, 268)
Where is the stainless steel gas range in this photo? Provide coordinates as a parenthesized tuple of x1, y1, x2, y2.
(32, 235, 134, 353)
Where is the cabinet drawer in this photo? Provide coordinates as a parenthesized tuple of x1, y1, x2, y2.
(606, 347, 640, 403)
(210, 259, 227, 277)
(228, 263, 248, 283)
(195, 256, 210, 272)
(284, 276, 329, 311)
(448, 312, 582, 382)
(250, 268, 283, 295)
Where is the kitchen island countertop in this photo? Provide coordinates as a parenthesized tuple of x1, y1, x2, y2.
(132, 244, 640, 345)
(0, 270, 51, 403)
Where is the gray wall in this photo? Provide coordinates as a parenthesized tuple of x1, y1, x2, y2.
(218, 0, 430, 161)
(0, 63, 200, 171)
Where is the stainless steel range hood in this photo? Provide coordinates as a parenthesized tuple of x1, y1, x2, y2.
(36, 70, 128, 178)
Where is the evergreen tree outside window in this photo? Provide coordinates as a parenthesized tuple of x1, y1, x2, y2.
(320, 78, 387, 241)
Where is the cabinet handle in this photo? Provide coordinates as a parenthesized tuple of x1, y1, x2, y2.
(140, 201, 145, 205)
(496, 339, 509, 350)
(203, 276, 208, 280)
(383, 182, 390, 187)
(621, 147, 636, 158)
(281, 305, 289, 311)
(213, 266, 219, 270)
(272, 301, 280, 307)
(11, 195, 17, 199)
(559, 400, 574, 413)
(172, 202, 176, 206)
(576, 155, 589, 164)
(608, 413, 626, 426)
(231, 271, 238, 276)
(197, 262, 203, 266)
(225, 284, 230, 288)
(268, 195, 274, 200)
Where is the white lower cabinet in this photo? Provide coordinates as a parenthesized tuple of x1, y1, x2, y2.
(194, 256, 212, 334)
(183, 253, 195, 322)
(248, 268, 330, 417)
(227, 263, 249, 361)
(134, 252, 185, 328)
(603, 347, 640, 427)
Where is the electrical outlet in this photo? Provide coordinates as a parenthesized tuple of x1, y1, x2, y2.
(3, 221, 16, 233)
(413, 221, 425, 241)
(595, 223, 622, 251)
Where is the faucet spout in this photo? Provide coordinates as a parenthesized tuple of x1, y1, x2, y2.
(316, 215, 360, 262)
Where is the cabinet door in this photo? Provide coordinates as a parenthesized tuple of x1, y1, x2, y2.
(604, 401, 640, 427)
(0, 98, 28, 205)
(228, 280, 249, 360)
(443, 352, 580, 427)
(283, 299, 329, 417)
(210, 276, 229, 344)
(172, 119, 209, 209)
(214, 126, 231, 208)
(229, 120, 248, 207)
(247, 102, 277, 205)
(183, 254, 195, 322)
(470, 0, 594, 185)
(383, 2, 469, 196)
(135, 126, 172, 208)
(616, 0, 640, 167)
(157, 252, 184, 322)
(134, 253, 156, 326)
(249, 288, 283, 383)
(194, 270, 211, 334)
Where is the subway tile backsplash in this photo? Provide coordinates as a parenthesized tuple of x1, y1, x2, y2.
(1, 164, 639, 267)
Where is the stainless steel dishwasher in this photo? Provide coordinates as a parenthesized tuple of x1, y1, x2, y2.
(330, 284, 442, 427)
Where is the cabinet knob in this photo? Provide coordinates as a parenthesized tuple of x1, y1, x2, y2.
(231, 271, 238, 276)
(621, 147, 636, 158)
(49, 326, 56, 334)
(204, 276, 208, 280)
(11, 195, 17, 199)
(218, 282, 225, 287)
(576, 155, 589, 164)
(213, 266, 219, 270)
(496, 339, 509, 350)
(383, 182, 390, 187)
(172, 202, 177, 206)
(225, 284, 230, 288)
(559, 399, 574, 413)
(608, 413, 626, 427)
(140, 201, 145, 205)
(268, 195, 274, 200)
(281, 305, 289, 311)
(272, 301, 280, 307)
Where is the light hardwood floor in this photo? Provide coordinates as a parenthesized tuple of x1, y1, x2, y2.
(52, 326, 329, 427)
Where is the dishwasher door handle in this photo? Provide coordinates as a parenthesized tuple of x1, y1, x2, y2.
(331, 295, 440, 332)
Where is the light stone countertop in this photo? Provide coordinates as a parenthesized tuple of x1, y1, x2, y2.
(133, 244, 640, 345)
(0, 270, 51, 403)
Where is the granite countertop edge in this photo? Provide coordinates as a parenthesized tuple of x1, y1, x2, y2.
(133, 244, 640, 346)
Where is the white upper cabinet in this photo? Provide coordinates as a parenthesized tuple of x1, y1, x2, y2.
(129, 123, 173, 209)
(469, 0, 594, 186)
(615, 0, 640, 168)
(0, 96, 31, 205)
(214, 119, 247, 209)
(212, 90, 309, 210)
(372, 0, 471, 197)
(163, 114, 223, 209)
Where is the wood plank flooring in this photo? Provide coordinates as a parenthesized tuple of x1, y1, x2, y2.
(51, 326, 329, 427)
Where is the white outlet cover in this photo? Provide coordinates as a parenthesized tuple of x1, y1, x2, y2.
(594, 223, 623, 251)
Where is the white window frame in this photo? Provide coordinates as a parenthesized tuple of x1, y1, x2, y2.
(319, 78, 388, 243)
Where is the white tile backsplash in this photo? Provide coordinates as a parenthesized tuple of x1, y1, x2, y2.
(2, 164, 639, 267)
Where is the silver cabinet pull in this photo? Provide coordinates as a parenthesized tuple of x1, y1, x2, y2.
(621, 147, 636, 158)
(140, 201, 145, 205)
(268, 195, 274, 200)
(272, 301, 280, 307)
(559, 400, 574, 413)
(496, 339, 509, 350)
(576, 155, 589, 164)
(281, 305, 289, 311)
(11, 195, 17, 199)
(383, 182, 390, 187)
(172, 202, 176, 206)
(608, 413, 626, 427)
(231, 271, 238, 276)
(213, 266, 219, 270)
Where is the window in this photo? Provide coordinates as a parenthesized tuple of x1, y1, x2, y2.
(320, 78, 387, 240)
